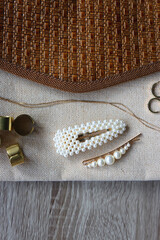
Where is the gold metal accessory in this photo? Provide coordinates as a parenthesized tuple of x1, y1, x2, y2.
(148, 81, 160, 113)
(13, 114, 34, 136)
(6, 144, 25, 166)
(0, 116, 12, 131)
(83, 133, 142, 168)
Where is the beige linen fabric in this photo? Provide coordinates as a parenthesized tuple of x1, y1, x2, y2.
(0, 69, 160, 181)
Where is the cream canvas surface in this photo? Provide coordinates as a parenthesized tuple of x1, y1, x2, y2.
(0, 69, 160, 181)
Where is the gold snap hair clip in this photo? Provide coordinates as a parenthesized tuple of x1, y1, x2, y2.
(82, 133, 141, 168)
(0, 116, 13, 131)
(53, 119, 127, 157)
(6, 143, 25, 166)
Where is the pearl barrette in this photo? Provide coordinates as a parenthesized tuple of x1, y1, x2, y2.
(53, 119, 127, 157)
(82, 133, 141, 168)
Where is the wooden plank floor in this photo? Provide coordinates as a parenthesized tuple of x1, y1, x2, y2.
(0, 182, 160, 240)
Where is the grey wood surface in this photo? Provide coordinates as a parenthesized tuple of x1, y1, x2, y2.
(0, 182, 160, 240)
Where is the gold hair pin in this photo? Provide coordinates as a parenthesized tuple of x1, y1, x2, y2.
(83, 133, 141, 168)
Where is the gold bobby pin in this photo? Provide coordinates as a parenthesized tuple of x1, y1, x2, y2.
(0, 96, 160, 133)
(83, 133, 142, 168)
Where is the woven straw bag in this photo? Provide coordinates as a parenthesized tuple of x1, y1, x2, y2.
(0, 0, 159, 92)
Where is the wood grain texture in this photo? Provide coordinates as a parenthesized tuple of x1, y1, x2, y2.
(0, 182, 160, 240)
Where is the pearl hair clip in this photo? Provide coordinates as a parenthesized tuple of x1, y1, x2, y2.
(53, 119, 127, 157)
(82, 133, 141, 168)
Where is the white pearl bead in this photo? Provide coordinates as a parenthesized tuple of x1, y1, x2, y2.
(91, 161, 97, 168)
(127, 143, 130, 148)
(114, 134, 118, 138)
(87, 146, 92, 150)
(124, 145, 128, 150)
(113, 151, 122, 159)
(120, 148, 126, 154)
(97, 158, 105, 167)
(105, 155, 115, 165)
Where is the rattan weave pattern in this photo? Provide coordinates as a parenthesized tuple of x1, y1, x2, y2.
(0, 0, 159, 92)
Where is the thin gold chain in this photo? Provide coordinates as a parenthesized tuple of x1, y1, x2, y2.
(0, 96, 160, 133)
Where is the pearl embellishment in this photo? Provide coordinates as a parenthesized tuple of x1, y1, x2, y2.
(105, 155, 115, 165)
(91, 161, 97, 168)
(53, 119, 126, 157)
(113, 151, 122, 159)
(86, 141, 131, 168)
(120, 148, 126, 154)
(97, 158, 105, 167)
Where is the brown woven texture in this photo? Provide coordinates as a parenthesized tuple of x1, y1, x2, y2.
(0, 0, 160, 92)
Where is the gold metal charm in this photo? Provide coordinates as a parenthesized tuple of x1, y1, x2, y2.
(13, 114, 34, 136)
(0, 116, 12, 131)
(6, 144, 25, 166)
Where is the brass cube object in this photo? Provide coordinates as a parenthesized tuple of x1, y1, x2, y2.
(6, 144, 24, 166)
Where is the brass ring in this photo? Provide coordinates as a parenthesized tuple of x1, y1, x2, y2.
(148, 98, 160, 114)
(13, 114, 34, 136)
(151, 81, 160, 98)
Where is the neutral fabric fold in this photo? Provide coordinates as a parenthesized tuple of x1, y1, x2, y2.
(0, 69, 160, 181)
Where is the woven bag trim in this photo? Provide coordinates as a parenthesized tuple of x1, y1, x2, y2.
(0, 58, 159, 92)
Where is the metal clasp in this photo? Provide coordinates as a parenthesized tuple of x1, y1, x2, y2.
(6, 144, 24, 166)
